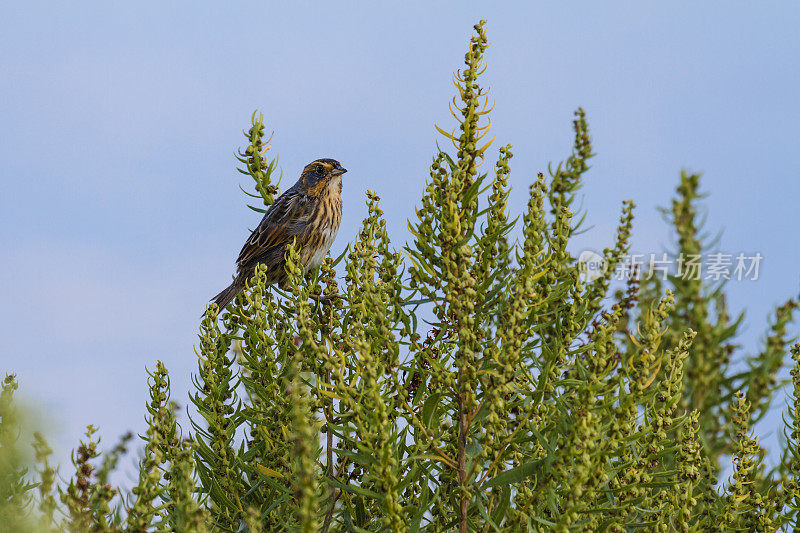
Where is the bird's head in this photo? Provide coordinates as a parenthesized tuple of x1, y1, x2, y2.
(298, 158, 347, 197)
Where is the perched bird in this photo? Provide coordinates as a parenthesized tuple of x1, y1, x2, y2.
(210, 158, 346, 311)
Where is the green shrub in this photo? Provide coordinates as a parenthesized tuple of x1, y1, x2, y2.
(3, 20, 799, 532)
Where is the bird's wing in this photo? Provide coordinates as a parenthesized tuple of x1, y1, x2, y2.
(236, 187, 313, 268)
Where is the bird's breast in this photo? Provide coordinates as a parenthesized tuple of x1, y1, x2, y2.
(306, 224, 340, 270)
(301, 188, 342, 271)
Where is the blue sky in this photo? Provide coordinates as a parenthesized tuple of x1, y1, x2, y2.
(2, 3, 799, 471)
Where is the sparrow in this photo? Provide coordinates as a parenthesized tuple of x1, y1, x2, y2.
(210, 158, 346, 311)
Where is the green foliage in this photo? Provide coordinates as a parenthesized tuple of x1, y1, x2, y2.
(0, 365, 206, 532)
(1, 374, 38, 532)
(2, 20, 800, 532)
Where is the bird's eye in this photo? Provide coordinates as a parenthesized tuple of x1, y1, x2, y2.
(316, 165, 324, 173)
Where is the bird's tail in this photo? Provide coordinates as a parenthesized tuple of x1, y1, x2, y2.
(207, 275, 245, 315)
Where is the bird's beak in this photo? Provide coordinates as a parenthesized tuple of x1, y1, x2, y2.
(332, 166, 347, 176)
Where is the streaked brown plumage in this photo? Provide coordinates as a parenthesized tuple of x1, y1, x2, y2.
(210, 158, 346, 311)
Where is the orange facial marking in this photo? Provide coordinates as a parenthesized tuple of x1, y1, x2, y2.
(307, 177, 330, 197)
